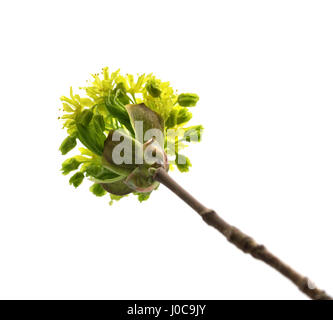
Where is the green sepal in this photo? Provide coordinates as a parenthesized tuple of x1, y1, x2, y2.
(59, 136, 77, 155)
(69, 172, 84, 188)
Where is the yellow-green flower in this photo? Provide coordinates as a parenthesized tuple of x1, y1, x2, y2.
(59, 68, 203, 204)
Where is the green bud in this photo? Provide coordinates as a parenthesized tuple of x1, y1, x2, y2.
(177, 93, 199, 107)
(69, 172, 84, 188)
(184, 125, 204, 142)
(90, 183, 107, 197)
(165, 109, 178, 128)
(61, 158, 81, 175)
(59, 136, 77, 155)
(135, 192, 151, 202)
(165, 107, 193, 128)
(176, 108, 192, 125)
(114, 82, 130, 105)
(76, 109, 93, 127)
(146, 80, 162, 98)
(175, 153, 192, 172)
(109, 194, 125, 206)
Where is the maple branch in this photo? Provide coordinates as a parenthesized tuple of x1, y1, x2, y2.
(153, 167, 332, 300)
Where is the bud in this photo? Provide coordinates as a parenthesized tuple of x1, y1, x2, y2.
(184, 125, 204, 142)
(145, 80, 162, 98)
(59, 136, 77, 155)
(114, 82, 130, 105)
(176, 108, 192, 125)
(69, 172, 84, 188)
(177, 93, 199, 107)
(90, 183, 107, 197)
(175, 153, 192, 172)
(61, 158, 81, 175)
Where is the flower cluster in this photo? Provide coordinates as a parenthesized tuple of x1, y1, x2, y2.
(59, 68, 203, 204)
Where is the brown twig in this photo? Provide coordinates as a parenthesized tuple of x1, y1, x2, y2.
(153, 167, 332, 300)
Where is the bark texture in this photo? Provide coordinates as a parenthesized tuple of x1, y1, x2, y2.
(153, 167, 332, 300)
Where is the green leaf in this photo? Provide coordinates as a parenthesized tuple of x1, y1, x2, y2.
(125, 103, 164, 147)
(69, 172, 84, 188)
(59, 136, 77, 155)
(61, 158, 81, 175)
(177, 93, 199, 107)
(89, 183, 107, 197)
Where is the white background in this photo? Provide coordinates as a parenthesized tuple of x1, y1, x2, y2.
(0, 0, 332, 300)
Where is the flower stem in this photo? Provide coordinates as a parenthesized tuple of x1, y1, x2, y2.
(153, 168, 332, 300)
